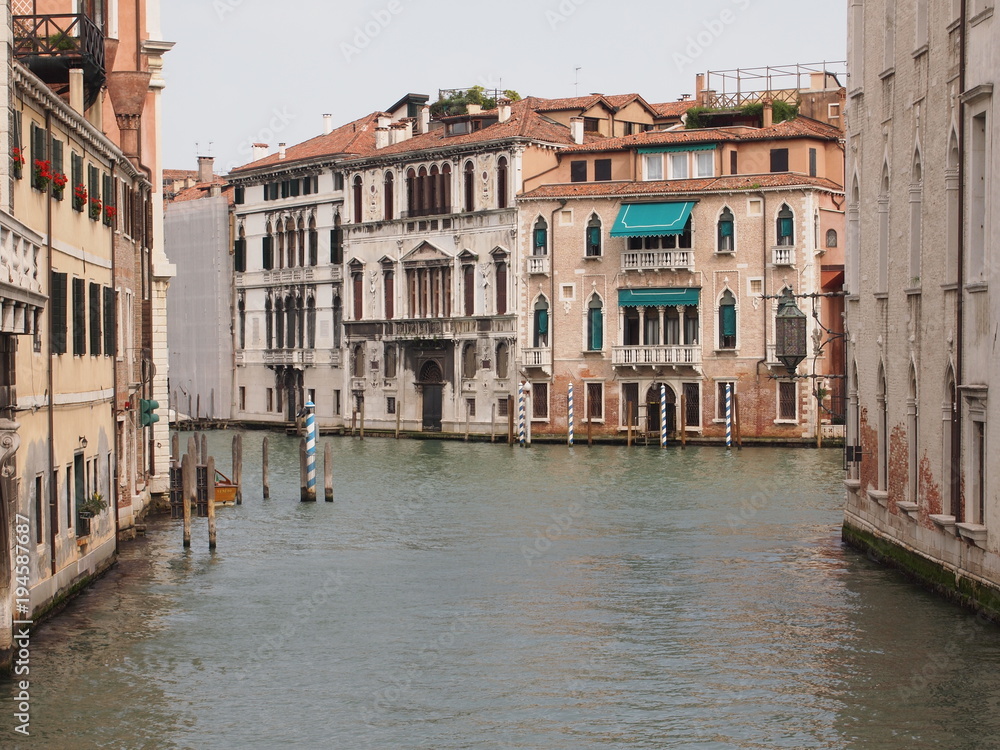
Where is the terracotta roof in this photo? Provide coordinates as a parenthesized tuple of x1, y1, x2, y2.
(519, 173, 843, 200)
(650, 101, 695, 119)
(229, 112, 383, 173)
(520, 94, 610, 113)
(169, 179, 235, 206)
(603, 93, 658, 114)
(164, 168, 198, 181)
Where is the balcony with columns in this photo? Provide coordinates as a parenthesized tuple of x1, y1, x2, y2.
(613, 301, 702, 370)
(621, 250, 694, 272)
(0, 215, 46, 336)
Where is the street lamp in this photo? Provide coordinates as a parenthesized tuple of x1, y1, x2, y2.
(774, 289, 807, 372)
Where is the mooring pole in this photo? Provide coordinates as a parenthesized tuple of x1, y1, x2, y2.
(181, 453, 192, 548)
(207, 455, 217, 550)
(660, 384, 668, 448)
(234, 433, 243, 505)
(518, 383, 525, 447)
(324, 442, 334, 502)
(680, 393, 687, 447)
(567, 383, 574, 447)
(262, 436, 269, 499)
(200, 433, 208, 464)
(171, 432, 179, 465)
(725, 383, 733, 449)
(627, 401, 633, 447)
(305, 401, 317, 501)
(395, 406, 401, 439)
(299, 439, 309, 501)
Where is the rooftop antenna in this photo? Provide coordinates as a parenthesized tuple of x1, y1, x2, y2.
(574, 67, 582, 96)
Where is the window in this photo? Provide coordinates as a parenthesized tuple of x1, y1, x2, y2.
(594, 159, 612, 181)
(495, 260, 508, 315)
(266, 388, 274, 412)
(461, 264, 474, 317)
(334, 390, 342, 416)
(776, 204, 794, 246)
(384, 345, 397, 378)
(352, 344, 365, 378)
(695, 151, 714, 178)
(683, 383, 700, 427)
(583, 117, 600, 133)
(333, 296, 343, 349)
(497, 156, 508, 209)
(30, 123, 46, 186)
(103, 173, 114, 225)
(71, 153, 83, 211)
(809, 148, 817, 178)
(234, 186, 245, 204)
(50, 136, 64, 200)
(238, 386, 246, 411)
(34, 475, 43, 544)
(718, 290, 736, 349)
(587, 295, 603, 351)
(586, 215, 602, 257)
(877, 368, 888, 491)
(383, 269, 394, 320)
(352, 176, 363, 223)
(970, 113, 987, 280)
(533, 297, 549, 347)
(308, 219, 318, 267)
(496, 342, 509, 379)
(586, 382, 603, 420)
(262, 233, 274, 270)
(571, 160, 587, 182)
(717, 207, 734, 252)
(497, 398, 509, 418)
(716, 381, 736, 420)
(463, 161, 475, 212)
(669, 152, 689, 179)
(644, 154, 663, 181)
(352, 272, 363, 320)
(466, 398, 476, 417)
(532, 382, 549, 419)
(462, 343, 477, 379)
(234, 229, 246, 272)
(770, 148, 789, 173)
(622, 383, 639, 426)
(533, 218, 548, 255)
(387, 397, 396, 415)
(87, 165, 100, 220)
(331, 218, 344, 264)
(88, 283, 101, 356)
(72, 277, 86, 355)
(778, 381, 797, 420)
(103, 286, 115, 356)
(729, 150, 738, 175)
(825, 229, 838, 248)
(382, 171, 393, 221)
(51, 271, 67, 354)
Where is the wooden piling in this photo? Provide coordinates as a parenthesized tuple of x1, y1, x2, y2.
(171, 432, 179, 464)
(262, 437, 270, 499)
(507, 397, 514, 445)
(587, 416, 593, 446)
(299, 439, 310, 501)
(207, 455, 217, 550)
(324, 442, 334, 502)
(680, 394, 687, 447)
(490, 403, 496, 443)
(187, 436, 197, 466)
(627, 402, 633, 447)
(233, 434, 243, 504)
(359, 400, 365, 440)
(181, 453, 192, 548)
(351, 409, 356, 437)
(200, 433, 208, 464)
(395, 407, 401, 439)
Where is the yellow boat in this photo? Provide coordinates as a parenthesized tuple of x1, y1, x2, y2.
(215, 469, 238, 505)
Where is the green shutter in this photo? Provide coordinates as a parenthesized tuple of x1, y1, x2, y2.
(262, 236, 273, 269)
(590, 308, 603, 350)
(89, 282, 101, 355)
(72, 277, 86, 355)
(535, 228, 546, 249)
(720, 220, 733, 238)
(721, 304, 737, 337)
(50, 272, 67, 354)
(588, 226, 601, 247)
(31, 123, 46, 165)
(536, 309, 548, 335)
(103, 286, 116, 356)
(779, 217, 793, 238)
(234, 239, 246, 272)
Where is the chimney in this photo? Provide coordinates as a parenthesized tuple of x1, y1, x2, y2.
(498, 98, 512, 123)
(390, 121, 411, 145)
(377, 113, 390, 129)
(763, 99, 773, 128)
(252, 143, 269, 161)
(419, 105, 430, 134)
(467, 103, 482, 115)
(323, 114, 333, 135)
(695, 73, 706, 105)
(570, 116, 584, 145)
(197, 155, 215, 184)
(278, 142, 287, 159)
(69, 68, 85, 114)
(375, 127, 390, 150)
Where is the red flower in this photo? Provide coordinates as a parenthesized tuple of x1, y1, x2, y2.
(52, 172, 68, 189)
(11, 147, 25, 167)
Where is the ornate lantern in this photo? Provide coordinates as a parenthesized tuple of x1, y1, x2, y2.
(774, 290, 807, 372)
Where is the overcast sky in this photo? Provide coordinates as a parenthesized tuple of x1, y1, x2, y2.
(160, 0, 846, 175)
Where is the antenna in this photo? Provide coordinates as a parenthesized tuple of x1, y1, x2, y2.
(574, 67, 582, 96)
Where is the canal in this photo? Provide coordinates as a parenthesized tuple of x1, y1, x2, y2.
(5, 433, 1000, 749)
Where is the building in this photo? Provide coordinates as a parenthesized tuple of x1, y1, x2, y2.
(843, 0, 1000, 615)
(0, 0, 172, 673)
(517, 110, 845, 440)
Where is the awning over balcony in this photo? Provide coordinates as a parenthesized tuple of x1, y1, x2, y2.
(618, 288, 700, 307)
(610, 201, 695, 238)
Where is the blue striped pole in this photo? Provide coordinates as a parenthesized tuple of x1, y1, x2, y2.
(305, 401, 317, 500)
(725, 384, 732, 448)
(567, 383, 575, 447)
(518, 383, 526, 447)
(660, 384, 668, 448)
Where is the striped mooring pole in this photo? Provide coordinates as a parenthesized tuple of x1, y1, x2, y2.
(660, 384, 668, 448)
(725, 384, 733, 449)
(567, 383, 575, 447)
(518, 383, 526, 447)
(305, 401, 317, 501)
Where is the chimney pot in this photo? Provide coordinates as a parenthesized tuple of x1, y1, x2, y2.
(252, 143, 269, 162)
(570, 116, 584, 145)
(498, 99, 512, 123)
(419, 105, 430, 134)
(197, 155, 215, 184)
(278, 143, 287, 159)
(763, 100, 774, 128)
(323, 114, 333, 135)
(375, 127, 390, 150)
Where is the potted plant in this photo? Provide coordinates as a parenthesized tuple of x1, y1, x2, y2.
(89, 196, 102, 221)
(52, 171, 68, 200)
(79, 492, 107, 518)
(103, 204, 117, 226)
(32, 159, 52, 191)
(73, 183, 87, 211)
(11, 147, 24, 179)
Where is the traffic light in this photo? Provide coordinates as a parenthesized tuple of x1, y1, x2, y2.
(139, 399, 160, 427)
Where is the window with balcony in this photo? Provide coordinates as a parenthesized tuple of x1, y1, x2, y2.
(626, 217, 692, 251)
(533, 297, 549, 347)
(586, 215, 602, 257)
(776, 204, 794, 246)
(533, 218, 548, 256)
(717, 207, 734, 252)
(718, 290, 737, 349)
(586, 295, 603, 351)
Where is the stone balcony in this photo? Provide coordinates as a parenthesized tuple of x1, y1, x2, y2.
(621, 250, 694, 272)
(0, 214, 46, 334)
(345, 316, 516, 342)
(522, 347, 552, 369)
(771, 246, 796, 267)
(527, 256, 550, 275)
(612, 345, 701, 368)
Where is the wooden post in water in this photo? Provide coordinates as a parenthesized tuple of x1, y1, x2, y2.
(171, 432, 179, 464)
(200, 433, 208, 464)
(187, 436, 197, 467)
(816, 396, 823, 449)
(507, 397, 514, 445)
(181, 453, 192, 548)
(464, 400, 470, 442)
(680, 394, 687, 447)
(734, 394, 743, 449)
(490, 403, 496, 443)
(262, 437, 270, 499)
(588, 416, 593, 446)
(627, 402, 633, 447)
(359, 400, 365, 441)
(207, 455, 217, 550)
(395, 407, 401, 439)
(351, 409, 356, 437)
(324, 442, 334, 502)
(299, 439, 309, 501)
(232, 434, 243, 504)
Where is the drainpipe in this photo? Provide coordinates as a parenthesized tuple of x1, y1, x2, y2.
(756, 191, 768, 380)
(45, 110, 56, 576)
(550, 199, 566, 426)
(952, 0, 967, 518)
(110, 162, 119, 555)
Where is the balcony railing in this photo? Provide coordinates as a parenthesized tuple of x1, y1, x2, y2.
(522, 348, 552, 368)
(612, 345, 701, 367)
(13, 12, 106, 107)
(772, 246, 795, 266)
(263, 349, 315, 366)
(344, 316, 516, 341)
(621, 250, 694, 272)
(527, 256, 550, 275)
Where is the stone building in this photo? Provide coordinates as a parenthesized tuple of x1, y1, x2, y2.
(843, 0, 1000, 615)
(517, 114, 845, 440)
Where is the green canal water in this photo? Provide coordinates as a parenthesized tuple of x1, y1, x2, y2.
(5, 434, 1000, 749)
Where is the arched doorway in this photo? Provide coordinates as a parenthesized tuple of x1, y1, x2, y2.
(419, 360, 443, 432)
(646, 383, 676, 435)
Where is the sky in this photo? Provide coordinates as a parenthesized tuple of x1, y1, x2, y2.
(161, 0, 846, 175)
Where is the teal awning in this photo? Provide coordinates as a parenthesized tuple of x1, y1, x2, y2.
(638, 144, 717, 154)
(618, 288, 700, 307)
(611, 201, 695, 238)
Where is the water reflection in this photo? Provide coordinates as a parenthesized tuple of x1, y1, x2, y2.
(4, 435, 1000, 749)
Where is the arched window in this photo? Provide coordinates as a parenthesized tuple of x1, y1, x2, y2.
(352, 176, 363, 223)
(718, 290, 736, 349)
(275, 298, 285, 348)
(264, 296, 273, 348)
(307, 296, 316, 349)
(285, 219, 296, 268)
(238, 293, 246, 349)
(297, 217, 306, 267)
(533, 297, 549, 347)
(235, 226, 246, 272)
(497, 156, 508, 209)
(463, 264, 475, 317)
(352, 271, 364, 320)
(826, 228, 838, 248)
(417, 166, 429, 215)
(263, 222, 274, 270)
(717, 207, 734, 252)
(384, 269, 394, 320)
(464, 161, 475, 212)
(429, 165, 440, 214)
(907, 366, 918, 503)
(462, 342, 477, 379)
(442, 163, 452, 212)
(383, 171, 394, 221)
(495, 259, 508, 315)
(878, 165, 889, 291)
(533, 217, 548, 256)
(296, 295, 305, 348)
(496, 341, 509, 379)
(286, 295, 295, 349)
(406, 168, 417, 216)
(384, 344, 397, 378)
(331, 215, 343, 264)
(353, 344, 365, 378)
(276, 219, 285, 268)
(776, 204, 794, 246)
(587, 295, 603, 351)
(910, 151, 922, 284)
(308, 217, 318, 266)
(332, 296, 342, 349)
(586, 214, 602, 257)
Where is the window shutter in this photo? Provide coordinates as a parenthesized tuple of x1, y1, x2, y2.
(234, 186, 245, 204)
(721, 304, 737, 337)
(290, 179, 300, 197)
(594, 159, 612, 181)
(234, 238, 246, 272)
(720, 220, 733, 237)
(588, 226, 601, 248)
(779, 217, 793, 238)
(89, 282, 101, 355)
(50, 272, 67, 354)
(769, 148, 789, 173)
(536, 309, 548, 335)
(31, 123, 46, 165)
(570, 161, 587, 182)
(11, 111, 22, 153)
(590, 308, 603, 350)
(103, 286, 116, 356)
(51, 137, 64, 175)
(262, 236, 273, 269)
(534, 228, 546, 250)
(72, 277, 86, 355)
